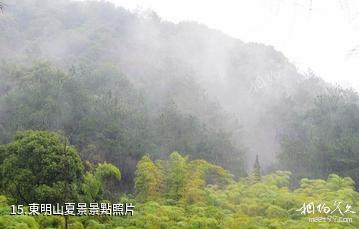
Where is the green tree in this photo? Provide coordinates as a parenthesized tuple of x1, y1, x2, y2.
(81, 162, 121, 203)
(278, 87, 359, 187)
(249, 154, 261, 184)
(135, 154, 161, 202)
(166, 152, 188, 201)
(0, 131, 84, 204)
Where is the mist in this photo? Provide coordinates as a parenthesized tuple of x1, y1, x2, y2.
(0, 0, 357, 183)
(1, 1, 359, 228)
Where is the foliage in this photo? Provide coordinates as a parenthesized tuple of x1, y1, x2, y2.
(135, 155, 161, 202)
(1, 152, 358, 228)
(81, 162, 121, 203)
(0, 130, 84, 205)
(113, 153, 359, 228)
(0, 0, 358, 228)
(0, 62, 246, 191)
(278, 87, 359, 188)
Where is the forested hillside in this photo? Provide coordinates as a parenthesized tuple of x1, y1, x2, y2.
(0, 0, 359, 228)
(0, 0, 248, 188)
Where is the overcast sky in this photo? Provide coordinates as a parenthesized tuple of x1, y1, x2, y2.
(94, 0, 359, 90)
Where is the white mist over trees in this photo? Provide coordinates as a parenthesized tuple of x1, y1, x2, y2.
(0, 0, 358, 189)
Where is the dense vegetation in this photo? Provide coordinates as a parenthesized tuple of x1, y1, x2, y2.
(0, 62, 245, 190)
(1, 137, 358, 228)
(0, 0, 359, 228)
(277, 87, 359, 186)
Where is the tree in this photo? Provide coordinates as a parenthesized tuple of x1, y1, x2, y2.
(183, 159, 233, 204)
(166, 152, 188, 201)
(0, 131, 84, 204)
(278, 87, 359, 188)
(249, 154, 261, 183)
(81, 162, 121, 203)
(135, 154, 161, 202)
(94, 162, 121, 201)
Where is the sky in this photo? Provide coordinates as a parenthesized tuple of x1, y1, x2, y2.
(93, 0, 359, 90)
